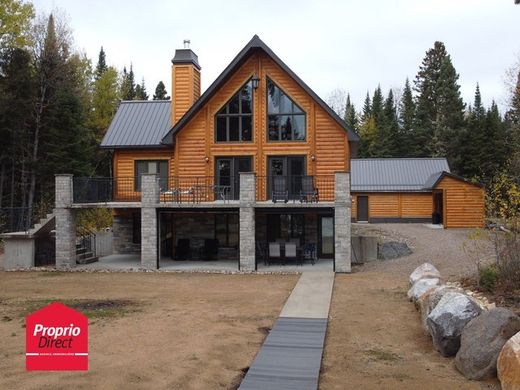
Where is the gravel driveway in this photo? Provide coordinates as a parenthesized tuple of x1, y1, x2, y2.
(353, 223, 493, 281)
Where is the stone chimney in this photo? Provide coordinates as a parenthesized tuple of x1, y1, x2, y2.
(171, 40, 201, 125)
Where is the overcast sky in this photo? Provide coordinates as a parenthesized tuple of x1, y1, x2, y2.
(32, 0, 520, 113)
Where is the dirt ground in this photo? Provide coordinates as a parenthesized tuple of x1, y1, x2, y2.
(0, 224, 502, 389)
(0, 272, 297, 390)
(321, 224, 499, 390)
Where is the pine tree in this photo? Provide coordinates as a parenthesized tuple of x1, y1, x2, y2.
(120, 64, 135, 100)
(94, 46, 107, 80)
(369, 85, 385, 156)
(461, 84, 486, 178)
(344, 93, 358, 134)
(414, 41, 449, 156)
(135, 78, 148, 100)
(153, 81, 170, 100)
(435, 56, 465, 161)
(381, 89, 400, 157)
(399, 78, 415, 156)
(358, 92, 372, 157)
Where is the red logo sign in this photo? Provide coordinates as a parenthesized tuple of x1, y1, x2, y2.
(26, 302, 88, 371)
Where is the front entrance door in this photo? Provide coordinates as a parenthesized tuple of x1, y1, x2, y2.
(215, 157, 252, 200)
(267, 156, 306, 200)
(318, 216, 334, 258)
(357, 196, 369, 222)
(433, 191, 444, 224)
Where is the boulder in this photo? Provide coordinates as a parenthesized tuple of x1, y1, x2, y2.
(417, 285, 464, 332)
(407, 278, 441, 302)
(455, 308, 520, 380)
(409, 263, 441, 286)
(378, 241, 412, 260)
(498, 331, 520, 390)
(426, 292, 483, 357)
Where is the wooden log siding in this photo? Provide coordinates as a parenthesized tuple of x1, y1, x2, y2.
(113, 149, 173, 200)
(352, 193, 433, 220)
(435, 176, 485, 228)
(174, 52, 350, 200)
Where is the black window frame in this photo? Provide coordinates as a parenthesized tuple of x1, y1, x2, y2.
(134, 160, 169, 191)
(266, 77, 306, 142)
(215, 79, 254, 143)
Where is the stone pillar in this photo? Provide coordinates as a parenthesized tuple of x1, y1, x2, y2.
(55, 174, 76, 269)
(141, 174, 160, 269)
(239, 172, 255, 271)
(334, 172, 352, 273)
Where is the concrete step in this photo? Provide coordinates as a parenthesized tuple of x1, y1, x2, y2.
(77, 251, 94, 260)
(76, 256, 98, 265)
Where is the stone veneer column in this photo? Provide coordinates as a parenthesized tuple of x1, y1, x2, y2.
(55, 174, 76, 269)
(141, 174, 160, 269)
(239, 172, 256, 271)
(334, 172, 352, 273)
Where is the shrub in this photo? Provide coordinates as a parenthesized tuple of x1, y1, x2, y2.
(479, 264, 499, 292)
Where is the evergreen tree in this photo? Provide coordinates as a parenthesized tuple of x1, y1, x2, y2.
(94, 46, 107, 80)
(435, 56, 465, 162)
(413, 41, 449, 156)
(461, 84, 486, 178)
(358, 92, 373, 157)
(344, 93, 358, 134)
(399, 78, 415, 156)
(135, 78, 148, 100)
(381, 89, 400, 157)
(120, 64, 135, 100)
(368, 85, 385, 156)
(153, 81, 170, 100)
(361, 92, 371, 122)
(0, 47, 35, 209)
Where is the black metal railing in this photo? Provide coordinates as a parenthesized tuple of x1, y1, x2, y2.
(256, 175, 335, 202)
(73, 177, 138, 203)
(160, 176, 233, 203)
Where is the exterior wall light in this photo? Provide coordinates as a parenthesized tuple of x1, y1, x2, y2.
(204, 156, 209, 163)
(311, 154, 316, 162)
(251, 75, 260, 89)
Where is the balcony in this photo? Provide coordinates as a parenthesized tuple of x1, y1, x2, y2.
(71, 174, 340, 207)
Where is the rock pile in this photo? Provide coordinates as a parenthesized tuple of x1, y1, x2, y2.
(407, 263, 520, 386)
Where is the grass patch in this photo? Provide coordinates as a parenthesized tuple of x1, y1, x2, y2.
(16, 299, 140, 319)
(364, 348, 402, 362)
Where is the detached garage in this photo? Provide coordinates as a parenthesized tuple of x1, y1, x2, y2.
(350, 158, 485, 228)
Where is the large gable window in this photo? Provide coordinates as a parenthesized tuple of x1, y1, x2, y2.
(215, 80, 253, 142)
(267, 78, 306, 141)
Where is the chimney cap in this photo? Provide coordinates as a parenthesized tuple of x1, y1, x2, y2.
(172, 41, 200, 70)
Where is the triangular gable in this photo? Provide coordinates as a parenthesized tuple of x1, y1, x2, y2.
(161, 35, 359, 145)
(425, 171, 484, 189)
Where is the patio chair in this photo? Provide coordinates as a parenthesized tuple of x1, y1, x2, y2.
(285, 243, 299, 265)
(300, 176, 319, 203)
(256, 242, 268, 266)
(175, 239, 191, 260)
(272, 176, 288, 203)
(201, 239, 219, 261)
(268, 242, 283, 265)
(302, 243, 317, 265)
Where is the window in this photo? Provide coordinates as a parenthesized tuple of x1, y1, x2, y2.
(134, 160, 168, 191)
(267, 78, 306, 141)
(215, 80, 253, 142)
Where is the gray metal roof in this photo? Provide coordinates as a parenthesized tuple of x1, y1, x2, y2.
(351, 158, 450, 192)
(100, 101, 171, 149)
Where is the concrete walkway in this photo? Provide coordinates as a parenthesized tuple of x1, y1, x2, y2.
(239, 271, 334, 390)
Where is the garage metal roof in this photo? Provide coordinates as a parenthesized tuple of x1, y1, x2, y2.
(351, 158, 450, 192)
(100, 101, 171, 149)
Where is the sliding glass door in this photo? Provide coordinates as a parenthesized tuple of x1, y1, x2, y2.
(215, 157, 252, 200)
(267, 156, 306, 200)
